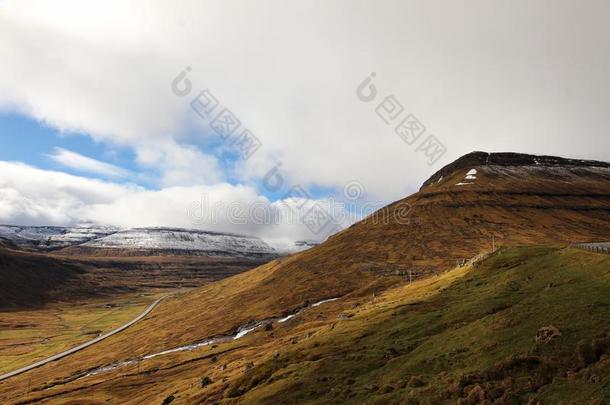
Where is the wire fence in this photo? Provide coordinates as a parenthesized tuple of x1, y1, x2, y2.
(571, 242, 610, 254)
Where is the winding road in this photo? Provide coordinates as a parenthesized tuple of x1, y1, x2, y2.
(0, 296, 167, 382)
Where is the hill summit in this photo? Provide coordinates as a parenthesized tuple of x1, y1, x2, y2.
(327, 151, 610, 276)
(421, 151, 610, 190)
(1, 151, 609, 404)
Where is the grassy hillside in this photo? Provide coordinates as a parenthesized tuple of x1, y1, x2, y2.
(0, 247, 86, 308)
(227, 247, 610, 404)
(0, 294, 157, 374)
(1, 153, 607, 403)
(1, 248, 608, 404)
(0, 245, 273, 309)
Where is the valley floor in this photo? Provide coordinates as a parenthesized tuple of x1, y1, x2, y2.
(0, 292, 162, 374)
(1, 246, 609, 404)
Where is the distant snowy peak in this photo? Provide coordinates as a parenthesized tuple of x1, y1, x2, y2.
(82, 227, 276, 257)
(0, 225, 276, 257)
(49, 226, 120, 245)
(0, 225, 118, 250)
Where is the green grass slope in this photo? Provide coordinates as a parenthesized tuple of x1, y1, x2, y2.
(228, 246, 610, 405)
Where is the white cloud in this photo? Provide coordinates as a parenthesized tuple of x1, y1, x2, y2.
(0, 162, 358, 250)
(1, 0, 607, 205)
(48, 147, 131, 178)
(0, 0, 609, 249)
(135, 141, 223, 187)
(0, 161, 138, 225)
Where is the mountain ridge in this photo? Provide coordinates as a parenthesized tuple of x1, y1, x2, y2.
(1, 151, 609, 403)
(0, 225, 276, 258)
(421, 151, 610, 190)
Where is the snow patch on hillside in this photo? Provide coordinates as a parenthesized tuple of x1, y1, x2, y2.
(455, 168, 477, 186)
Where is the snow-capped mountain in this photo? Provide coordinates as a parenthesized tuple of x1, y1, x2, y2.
(0, 224, 118, 250)
(0, 225, 276, 258)
(80, 227, 276, 257)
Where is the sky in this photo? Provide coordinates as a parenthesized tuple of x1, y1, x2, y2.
(1, 0, 609, 249)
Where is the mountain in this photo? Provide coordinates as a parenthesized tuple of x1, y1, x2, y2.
(223, 246, 610, 404)
(0, 247, 87, 308)
(74, 227, 276, 258)
(1, 152, 609, 404)
(335, 151, 610, 275)
(0, 226, 277, 308)
(0, 225, 276, 259)
(140, 151, 608, 327)
(420, 151, 610, 190)
(0, 224, 118, 250)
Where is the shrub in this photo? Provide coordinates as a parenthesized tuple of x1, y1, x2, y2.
(200, 376, 213, 388)
(161, 395, 175, 405)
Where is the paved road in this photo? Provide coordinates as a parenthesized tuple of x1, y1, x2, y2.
(0, 296, 167, 382)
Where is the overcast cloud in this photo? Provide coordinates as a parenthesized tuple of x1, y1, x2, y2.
(0, 0, 609, 246)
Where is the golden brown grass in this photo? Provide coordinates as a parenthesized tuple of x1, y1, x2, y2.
(0, 160, 608, 403)
(0, 293, 161, 374)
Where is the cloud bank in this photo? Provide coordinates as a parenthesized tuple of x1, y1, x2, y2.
(0, 161, 363, 250)
(48, 148, 131, 178)
(0, 0, 609, 245)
